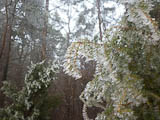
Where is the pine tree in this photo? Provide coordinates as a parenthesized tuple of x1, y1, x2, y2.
(0, 61, 59, 120)
(64, 0, 160, 119)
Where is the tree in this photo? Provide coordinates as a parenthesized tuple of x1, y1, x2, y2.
(42, 0, 49, 60)
(0, 0, 18, 107)
(0, 0, 66, 113)
(64, 0, 160, 119)
(96, 0, 103, 41)
(73, 0, 117, 41)
(0, 61, 60, 120)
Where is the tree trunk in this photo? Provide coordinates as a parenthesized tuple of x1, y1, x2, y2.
(42, 0, 49, 60)
(0, 0, 17, 107)
(0, 0, 9, 60)
(96, 0, 103, 41)
(1, 26, 12, 82)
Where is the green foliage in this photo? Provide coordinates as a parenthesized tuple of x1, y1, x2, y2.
(0, 61, 60, 120)
(105, 25, 160, 120)
(64, 0, 160, 119)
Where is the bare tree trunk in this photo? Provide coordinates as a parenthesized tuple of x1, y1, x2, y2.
(0, 0, 17, 107)
(0, 0, 9, 60)
(96, 0, 103, 41)
(1, 26, 12, 82)
(66, 0, 72, 48)
(42, 0, 49, 60)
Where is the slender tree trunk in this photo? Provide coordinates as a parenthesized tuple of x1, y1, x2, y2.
(0, 20, 12, 108)
(1, 26, 12, 82)
(66, 0, 71, 48)
(71, 80, 76, 120)
(0, 0, 9, 60)
(96, 0, 103, 41)
(1, 0, 17, 81)
(42, 0, 49, 60)
(0, 0, 17, 107)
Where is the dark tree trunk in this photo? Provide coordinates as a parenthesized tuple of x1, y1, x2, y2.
(42, 0, 49, 60)
(0, 0, 17, 107)
(96, 0, 103, 41)
(0, 0, 9, 60)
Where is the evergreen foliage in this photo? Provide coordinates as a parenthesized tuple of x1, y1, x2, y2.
(0, 61, 60, 120)
(64, 0, 160, 119)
